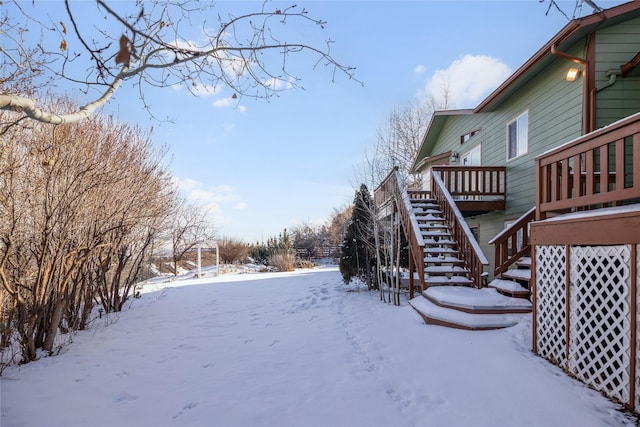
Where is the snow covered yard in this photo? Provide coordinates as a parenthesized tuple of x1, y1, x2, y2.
(1, 267, 636, 427)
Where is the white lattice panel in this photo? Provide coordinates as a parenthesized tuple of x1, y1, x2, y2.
(536, 245, 567, 366)
(569, 245, 631, 404)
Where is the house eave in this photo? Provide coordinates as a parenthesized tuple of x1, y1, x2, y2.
(474, 1, 640, 113)
(410, 109, 473, 173)
(412, 150, 452, 174)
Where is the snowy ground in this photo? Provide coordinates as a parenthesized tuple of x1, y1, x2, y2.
(1, 266, 636, 427)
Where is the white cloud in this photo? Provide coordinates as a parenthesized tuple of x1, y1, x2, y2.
(413, 64, 426, 74)
(262, 76, 294, 91)
(173, 177, 200, 192)
(213, 97, 247, 112)
(173, 177, 248, 228)
(213, 98, 233, 108)
(419, 54, 512, 109)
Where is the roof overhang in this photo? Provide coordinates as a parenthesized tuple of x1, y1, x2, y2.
(474, 1, 640, 113)
(410, 109, 473, 173)
(412, 150, 452, 173)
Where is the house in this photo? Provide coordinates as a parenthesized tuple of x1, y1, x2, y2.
(374, 1, 640, 412)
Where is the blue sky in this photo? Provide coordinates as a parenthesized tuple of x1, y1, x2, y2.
(15, 0, 628, 242)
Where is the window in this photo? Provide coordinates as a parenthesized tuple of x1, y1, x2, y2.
(460, 129, 480, 144)
(507, 112, 528, 160)
(462, 145, 481, 166)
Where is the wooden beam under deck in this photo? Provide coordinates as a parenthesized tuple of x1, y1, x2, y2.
(531, 205, 640, 246)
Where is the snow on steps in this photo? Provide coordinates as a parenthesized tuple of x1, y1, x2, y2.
(409, 286, 531, 331)
(502, 268, 531, 282)
(489, 278, 530, 299)
(425, 276, 473, 286)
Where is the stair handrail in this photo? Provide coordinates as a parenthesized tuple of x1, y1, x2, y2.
(431, 170, 489, 288)
(374, 167, 426, 289)
(393, 170, 426, 289)
(488, 206, 535, 276)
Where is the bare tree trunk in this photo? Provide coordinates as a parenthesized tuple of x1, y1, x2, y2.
(43, 298, 64, 352)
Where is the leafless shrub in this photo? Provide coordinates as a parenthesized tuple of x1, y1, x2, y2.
(218, 237, 250, 265)
(268, 250, 295, 272)
(0, 96, 174, 363)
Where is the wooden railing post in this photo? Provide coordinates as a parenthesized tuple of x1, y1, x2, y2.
(489, 206, 536, 276)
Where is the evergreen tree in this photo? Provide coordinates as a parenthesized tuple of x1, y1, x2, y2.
(340, 184, 375, 287)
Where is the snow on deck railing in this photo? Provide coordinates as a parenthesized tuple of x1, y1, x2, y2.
(536, 112, 640, 220)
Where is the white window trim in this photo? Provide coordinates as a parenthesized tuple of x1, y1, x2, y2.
(462, 144, 482, 166)
(506, 110, 529, 162)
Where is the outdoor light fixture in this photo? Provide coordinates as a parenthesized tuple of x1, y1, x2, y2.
(566, 68, 580, 82)
(451, 151, 460, 164)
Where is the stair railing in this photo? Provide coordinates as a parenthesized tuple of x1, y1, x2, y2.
(536, 112, 640, 220)
(432, 165, 506, 199)
(431, 170, 489, 288)
(374, 167, 426, 289)
(488, 206, 535, 276)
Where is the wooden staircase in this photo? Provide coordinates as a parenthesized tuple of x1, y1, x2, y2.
(374, 168, 531, 330)
(409, 197, 532, 330)
(412, 198, 474, 287)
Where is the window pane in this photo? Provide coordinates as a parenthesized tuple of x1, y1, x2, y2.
(508, 122, 517, 159)
(517, 113, 528, 156)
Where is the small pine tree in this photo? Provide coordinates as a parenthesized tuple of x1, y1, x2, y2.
(339, 184, 375, 287)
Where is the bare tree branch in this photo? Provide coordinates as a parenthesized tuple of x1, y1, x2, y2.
(1, 0, 359, 124)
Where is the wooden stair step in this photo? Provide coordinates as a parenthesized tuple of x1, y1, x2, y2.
(412, 204, 441, 211)
(409, 295, 526, 331)
(425, 276, 474, 286)
(421, 230, 452, 238)
(423, 286, 532, 314)
(418, 209, 442, 215)
(419, 223, 449, 230)
(415, 214, 445, 221)
(488, 278, 530, 299)
(424, 256, 465, 265)
(516, 257, 531, 268)
(423, 238, 456, 245)
(425, 265, 469, 275)
(409, 199, 437, 204)
(424, 247, 458, 255)
(502, 268, 531, 282)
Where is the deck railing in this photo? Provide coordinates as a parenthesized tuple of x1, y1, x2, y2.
(432, 166, 506, 199)
(536, 112, 640, 220)
(431, 171, 489, 288)
(489, 206, 535, 276)
(374, 167, 425, 290)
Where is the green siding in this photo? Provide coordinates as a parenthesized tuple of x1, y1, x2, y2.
(595, 16, 640, 128)
(425, 50, 584, 219)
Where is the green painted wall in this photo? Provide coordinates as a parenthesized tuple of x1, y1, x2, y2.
(594, 16, 640, 128)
